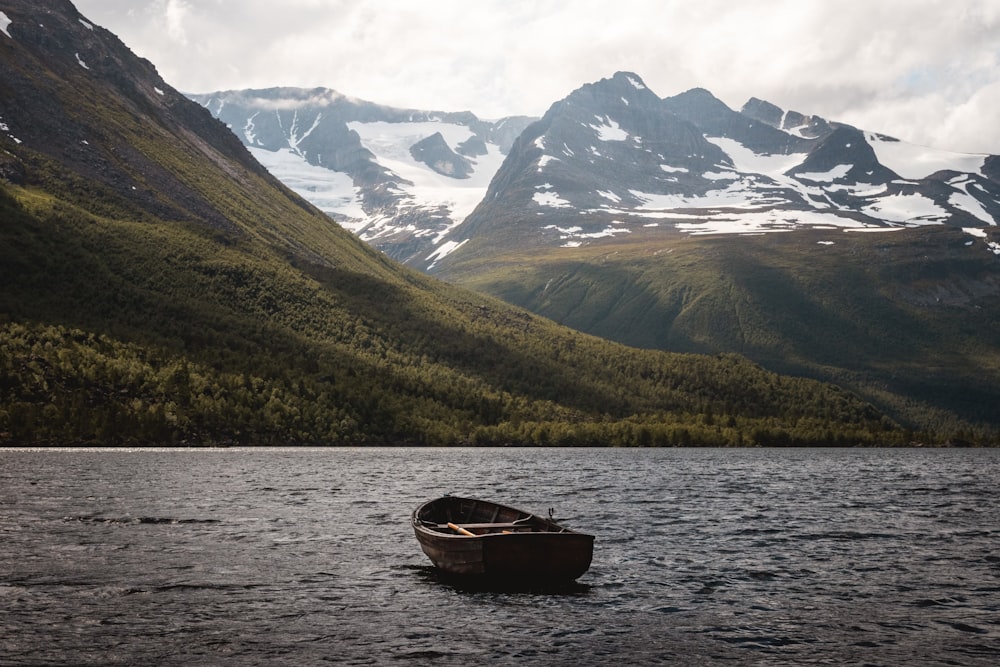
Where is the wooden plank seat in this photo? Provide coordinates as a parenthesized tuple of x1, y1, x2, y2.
(433, 522, 533, 530)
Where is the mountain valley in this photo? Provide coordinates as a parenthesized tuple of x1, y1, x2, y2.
(194, 70, 1000, 438)
(431, 73, 1000, 434)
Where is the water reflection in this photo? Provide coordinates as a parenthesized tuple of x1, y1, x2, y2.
(417, 565, 594, 596)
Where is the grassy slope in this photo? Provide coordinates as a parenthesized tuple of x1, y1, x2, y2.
(1, 180, 911, 446)
(438, 225, 1000, 439)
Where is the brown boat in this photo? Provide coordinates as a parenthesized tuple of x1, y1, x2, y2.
(412, 496, 594, 582)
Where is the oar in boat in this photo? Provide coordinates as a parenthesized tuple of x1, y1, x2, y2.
(447, 522, 476, 536)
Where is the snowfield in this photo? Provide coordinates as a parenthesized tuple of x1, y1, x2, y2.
(523, 132, 999, 238)
(249, 147, 366, 224)
(347, 119, 507, 232)
(867, 133, 986, 180)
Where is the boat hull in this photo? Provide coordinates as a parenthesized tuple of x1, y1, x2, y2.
(412, 496, 594, 582)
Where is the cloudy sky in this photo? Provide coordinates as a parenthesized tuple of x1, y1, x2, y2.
(73, 0, 1000, 154)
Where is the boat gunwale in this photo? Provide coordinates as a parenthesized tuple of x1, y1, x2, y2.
(411, 495, 593, 539)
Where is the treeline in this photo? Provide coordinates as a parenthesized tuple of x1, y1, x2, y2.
(0, 321, 410, 446)
(0, 321, 916, 447)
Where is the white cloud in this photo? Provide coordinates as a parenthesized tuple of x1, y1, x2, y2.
(937, 81, 1000, 155)
(163, 0, 190, 45)
(74, 0, 1000, 153)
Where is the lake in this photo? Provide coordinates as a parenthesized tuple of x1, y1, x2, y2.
(1, 447, 998, 665)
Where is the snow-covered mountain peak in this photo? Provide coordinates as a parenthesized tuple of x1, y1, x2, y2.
(557, 71, 663, 118)
(194, 75, 1000, 273)
(434, 76, 1000, 268)
(191, 87, 536, 264)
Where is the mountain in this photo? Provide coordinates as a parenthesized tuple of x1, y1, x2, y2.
(189, 88, 535, 265)
(428, 72, 1000, 435)
(0, 0, 911, 446)
(435, 71, 1000, 258)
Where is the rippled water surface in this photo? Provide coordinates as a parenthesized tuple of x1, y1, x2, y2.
(2, 447, 999, 665)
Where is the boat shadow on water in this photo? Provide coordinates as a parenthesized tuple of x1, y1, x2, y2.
(415, 565, 594, 596)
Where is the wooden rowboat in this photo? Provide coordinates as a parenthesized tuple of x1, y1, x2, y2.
(412, 496, 594, 582)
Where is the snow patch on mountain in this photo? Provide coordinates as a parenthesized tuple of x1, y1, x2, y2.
(282, 110, 324, 156)
(590, 116, 629, 141)
(348, 120, 506, 225)
(349, 121, 471, 163)
(628, 185, 766, 210)
(625, 75, 646, 90)
(797, 164, 853, 182)
(675, 210, 872, 236)
(962, 227, 1000, 254)
(534, 187, 573, 208)
(706, 137, 806, 176)
(250, 146, 365, 223)
(0, 12, 12, 38)
(862, 193, 947, 224)
(538, 155, 558, 171)
(426, 239, 468, 269)
(949, 176, 996, 225)
(545, 223, 631, 247)
(867, 133, 986, 179)
(0, 116, 21, 144)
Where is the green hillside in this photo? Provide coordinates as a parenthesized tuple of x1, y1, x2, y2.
(0, 0, 923, 446)
(0, 182, 908, 446)
(437, 225, 1000, 440)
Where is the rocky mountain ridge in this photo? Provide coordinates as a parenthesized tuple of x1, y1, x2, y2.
(195, 72, 1000, 274)
(0, 0, 274, 235)
(434, 71, 1000, 270)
